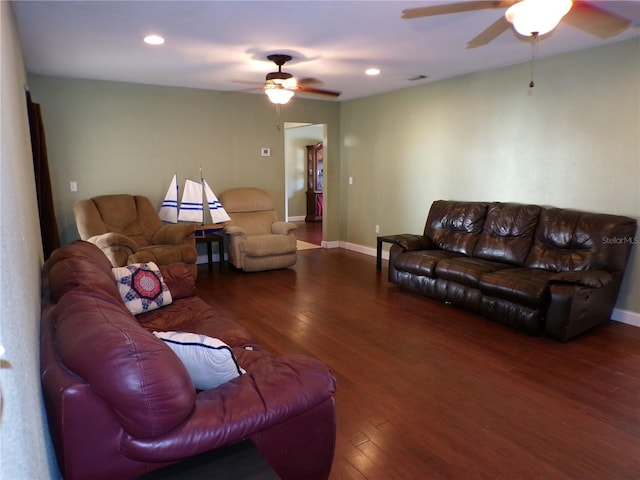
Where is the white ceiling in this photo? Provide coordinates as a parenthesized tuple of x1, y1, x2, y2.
(12, 0, 640, 102)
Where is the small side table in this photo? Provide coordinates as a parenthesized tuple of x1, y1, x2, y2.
(196, 232, 225, 272)
(376, 235, 398, 271)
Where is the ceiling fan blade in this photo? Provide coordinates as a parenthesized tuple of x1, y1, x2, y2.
(232, 79, 264, 86)
(296, 85, 341, 98)
(466, 16, 511, 49)
(297, 77, 324, 87)
(402, 1, 515, 19)
(563, 0, 633, 38)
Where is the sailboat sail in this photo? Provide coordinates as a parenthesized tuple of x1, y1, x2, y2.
(158, 174, 178, 223)
(204, 180, 231, 223)
(177, 179, 204, 223)
(159, 173, 230, 227)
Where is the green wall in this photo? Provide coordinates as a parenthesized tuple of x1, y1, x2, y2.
(27, 76, 341, 244)
(340, 38, 639, 314)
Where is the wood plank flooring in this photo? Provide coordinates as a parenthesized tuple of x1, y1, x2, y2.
(195, 232, 640, 480)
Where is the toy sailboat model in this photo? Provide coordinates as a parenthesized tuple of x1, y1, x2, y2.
(159, 172, 230, 235)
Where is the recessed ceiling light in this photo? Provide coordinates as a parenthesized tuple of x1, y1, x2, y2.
(144, 34, 165, 45)
(365, 68, 381, 76)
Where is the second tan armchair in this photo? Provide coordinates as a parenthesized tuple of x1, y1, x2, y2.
(219, 187, 297, 272)
(74, 194, 198, 277)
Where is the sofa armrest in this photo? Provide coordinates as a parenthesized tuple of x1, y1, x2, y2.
(224, 225, 246, 236)
(153, 223, 195, 246)
(88, 232, 138, 251)
(119, 353, 336, 462)
(548, 270, 612, 288)
(272, 221, 298, 235)
(393, 234, 434, 251)
(158, 263, 196, 299)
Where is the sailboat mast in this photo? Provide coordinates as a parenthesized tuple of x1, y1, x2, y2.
(200, 166, 205, 226)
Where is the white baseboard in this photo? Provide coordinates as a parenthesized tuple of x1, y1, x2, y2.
(611, 308, 640, 327)
(340, 241, 639, 328)
(288, 215, 306, 222)
(322, 240, 340, 249)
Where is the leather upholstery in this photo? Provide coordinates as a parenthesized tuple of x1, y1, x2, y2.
(220, 188, 297, 272)
(389, 200, 636, 341)
(74, 194, 198, 277)
(424, 200, 488, 255)
(41, 241, 336, 480)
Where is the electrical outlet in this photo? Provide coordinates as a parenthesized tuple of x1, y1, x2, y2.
(375, 225, 380, 234)
(70, 181, 78, 192)
(348, 176, 353, 185)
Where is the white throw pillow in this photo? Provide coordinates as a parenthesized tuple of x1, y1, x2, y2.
(153, 331, 245, 390)
(113, 262, 172, 315)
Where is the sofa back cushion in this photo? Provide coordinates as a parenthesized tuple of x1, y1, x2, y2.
(54, 287, 195, 438)
(525, 208, 637, 272)
(424, 201, 488, 255)
(473, 203, 541, 265)
(75, 195, 162, 248)
(45, 241, 121, 303)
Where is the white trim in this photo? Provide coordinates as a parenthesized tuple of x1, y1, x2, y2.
(288, 215, 306, 222)
(322, 240, 340, 249)
(612, 308, 640, 327)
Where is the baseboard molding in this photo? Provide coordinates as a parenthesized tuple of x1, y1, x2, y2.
(611, 308, 640, 327)
(340, 241, 639, 328)
(288, 215, 306, 222)
(322, 240, 340, 249)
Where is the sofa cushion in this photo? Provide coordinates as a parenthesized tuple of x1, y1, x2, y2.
(526, 208, 638, 273)
(153, 331, 245, 390)
(136, 296, 257, 347)
(159, 262, 196, 300)
(113, 262, 172, 315)
(424, 201, 488, 255)
(393, 250, 463, 277)
(435, 257, 516, 288)
(45, 241, 121, 303)
(242, 234, 296, 256)
(474, 203, 541, 265)
(479, 268, 554, 308)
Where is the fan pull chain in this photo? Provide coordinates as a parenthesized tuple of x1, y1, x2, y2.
(529, 32, 539, 88)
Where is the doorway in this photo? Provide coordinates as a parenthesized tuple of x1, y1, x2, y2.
(284, 122, 326, 245)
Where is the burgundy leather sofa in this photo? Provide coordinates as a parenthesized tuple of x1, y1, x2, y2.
(40, 241, 336, 480)
(389, 201, 637, 341)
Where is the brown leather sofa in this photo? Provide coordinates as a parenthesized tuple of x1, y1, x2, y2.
(389, 200, 637, 341)
(40, 241, 336, 480)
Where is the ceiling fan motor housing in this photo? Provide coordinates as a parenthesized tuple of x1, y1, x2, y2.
(266, 71, 293, 82)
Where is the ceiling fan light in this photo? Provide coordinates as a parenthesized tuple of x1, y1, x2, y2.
(505, 0, 573, 37)
(264, 85, 295, 104)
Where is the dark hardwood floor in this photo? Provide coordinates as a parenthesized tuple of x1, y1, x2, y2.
(195, 245, 640, 480)
(293, 219, 322, 245)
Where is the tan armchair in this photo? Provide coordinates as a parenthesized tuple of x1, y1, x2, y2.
(219, 188, 297, 272)
(73, 194, 198, 277)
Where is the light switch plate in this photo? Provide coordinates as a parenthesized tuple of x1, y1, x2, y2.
(261, 148, 271, 157)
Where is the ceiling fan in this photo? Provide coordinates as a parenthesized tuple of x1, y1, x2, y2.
(259, 54, 340, 104)
(402, 0, 633, 49)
